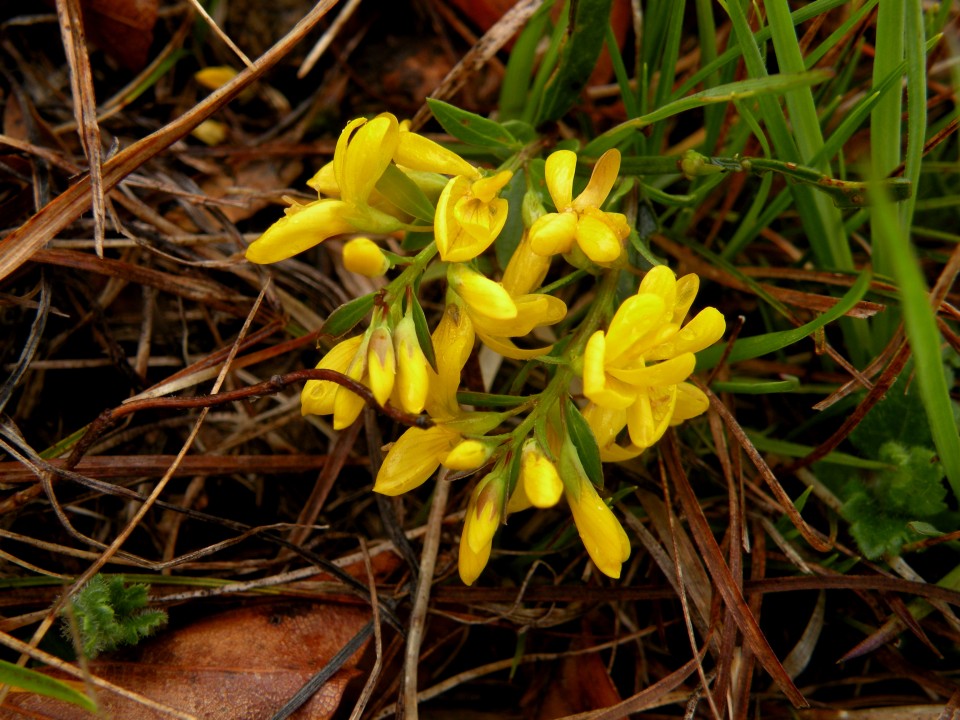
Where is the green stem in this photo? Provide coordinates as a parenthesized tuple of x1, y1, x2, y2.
(384, 242, 438, 305)
(507, 269, 620, 445)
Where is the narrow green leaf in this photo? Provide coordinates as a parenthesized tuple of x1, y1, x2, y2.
(870, 177, 960, 501)
(710, 376, 800, 394)
(746, 434, 892, 471)
(498, 0, 555, 120)
(583, 71, 832, 157)
(565, 398, 603, 489)
(320, 293, 375, 337)
(0, 660, 97, 713)
(537, 0, 615, 123)
(696, 270, 872, 371)
(426, 99, 518, 150)
(409, 292, 438, 374)
(375, 164, 436, 223)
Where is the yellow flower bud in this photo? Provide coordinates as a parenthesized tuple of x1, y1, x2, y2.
(393, 310, 430, 414)
(502, 233, 551, 296)
(343, 237, 390, 277)
(300, 336, 363, 417)
(190, 119, 229, 146)
(332, 351, 367, 430)
(424, 296, 475, 421)
(520, 440, 563, 508)
(458, 473, 504, 585)
(194, 66, 238, 90)
(366, 325, 396, 406)
(565, 472, 631, 579)
(442, 439, 495, 471)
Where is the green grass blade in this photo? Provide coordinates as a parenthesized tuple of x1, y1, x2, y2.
(537, 0, 615, 123)
(869, 0, 905, 309)
(869, 178, 960, 501)
(676, 0, 865, 100)
(696, 270, 873, 370)
(0, 660, 97, 713)
(582, 70, 831, 157)
(498, 0, 555, 121)
(900, 0, 927, 230)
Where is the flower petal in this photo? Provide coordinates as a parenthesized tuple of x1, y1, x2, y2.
(448, 264, 517, 321)
(574, 210, 623, 264)
(502, 234, 551, 296)
(604, 294, 667, 366)
(671, 382, 710, 423)
(544, 149, 577, 209)
(300, 336, 363, 416)
(572, 148, 620, 211)
(395, 129, 480, 178)
(607, 352, 696, 387)
(645, 307, 726, 360)
(340, 114, 399, 204)
(529, 212, 577, 257)
(521, 441, 563, 508)
(626, 385, 677, 449)
(374, 425, 460, 495)
(565, 475, 630, 578)
(245, 199, 356, 263)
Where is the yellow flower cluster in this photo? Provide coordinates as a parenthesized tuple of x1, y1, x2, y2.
(246, 112, 725, 586)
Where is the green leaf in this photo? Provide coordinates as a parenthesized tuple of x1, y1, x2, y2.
(583, 70, 832, 157)
(537, 0, 615, 123)
(870, 174, 960, 501)
(68, 575, 167, 659)
(409, 292, 438, 374)
(426, 99, 519, 150)
(849, 360, 943, 455)
(0, 660, 97, 713)
(498, 0, 556, 120)
(695, 270, 872, 371)
(320, 293, 376, 337)
(875, 442, 947, 518)
(376, 164, 436, 223)
(843, 490, 910, 560)
(710, 376, 800, 394)
(565, 398, 603, 489)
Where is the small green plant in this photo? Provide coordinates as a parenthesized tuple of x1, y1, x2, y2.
(64, 575, 167, 659)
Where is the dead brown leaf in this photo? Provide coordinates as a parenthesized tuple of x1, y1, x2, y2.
(2, 600, 371, 719)
(81, 0, 159, 70)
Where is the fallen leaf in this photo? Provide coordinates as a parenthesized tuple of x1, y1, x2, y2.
(2, 600, 371, 719)
(42, 0, 158, 70)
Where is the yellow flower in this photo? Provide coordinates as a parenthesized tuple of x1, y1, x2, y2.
(582, 266, 725, 454)
(374, 425, 461, 496)
(435, 171, 513, 262)
(191, 119, 229, 146)
(392, 309, 430, 415)
(519, 439, 563, 508)
(458, 472, 505, 585)
(194, 66, 238, 90)
(366, 324, 396, 407)
(424, 295, 475, 421)
(246, 114, 403, 264)
(501, 233, 551, 296)
(442, 439, 496, 471)
(565, 470, 631, 579)
(528, 149, 630, 264)
(448, 264, 566, 360)
(342, 237, 390, 277)
(395, 121, 481, 179)
(300, 336, 364, 417)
